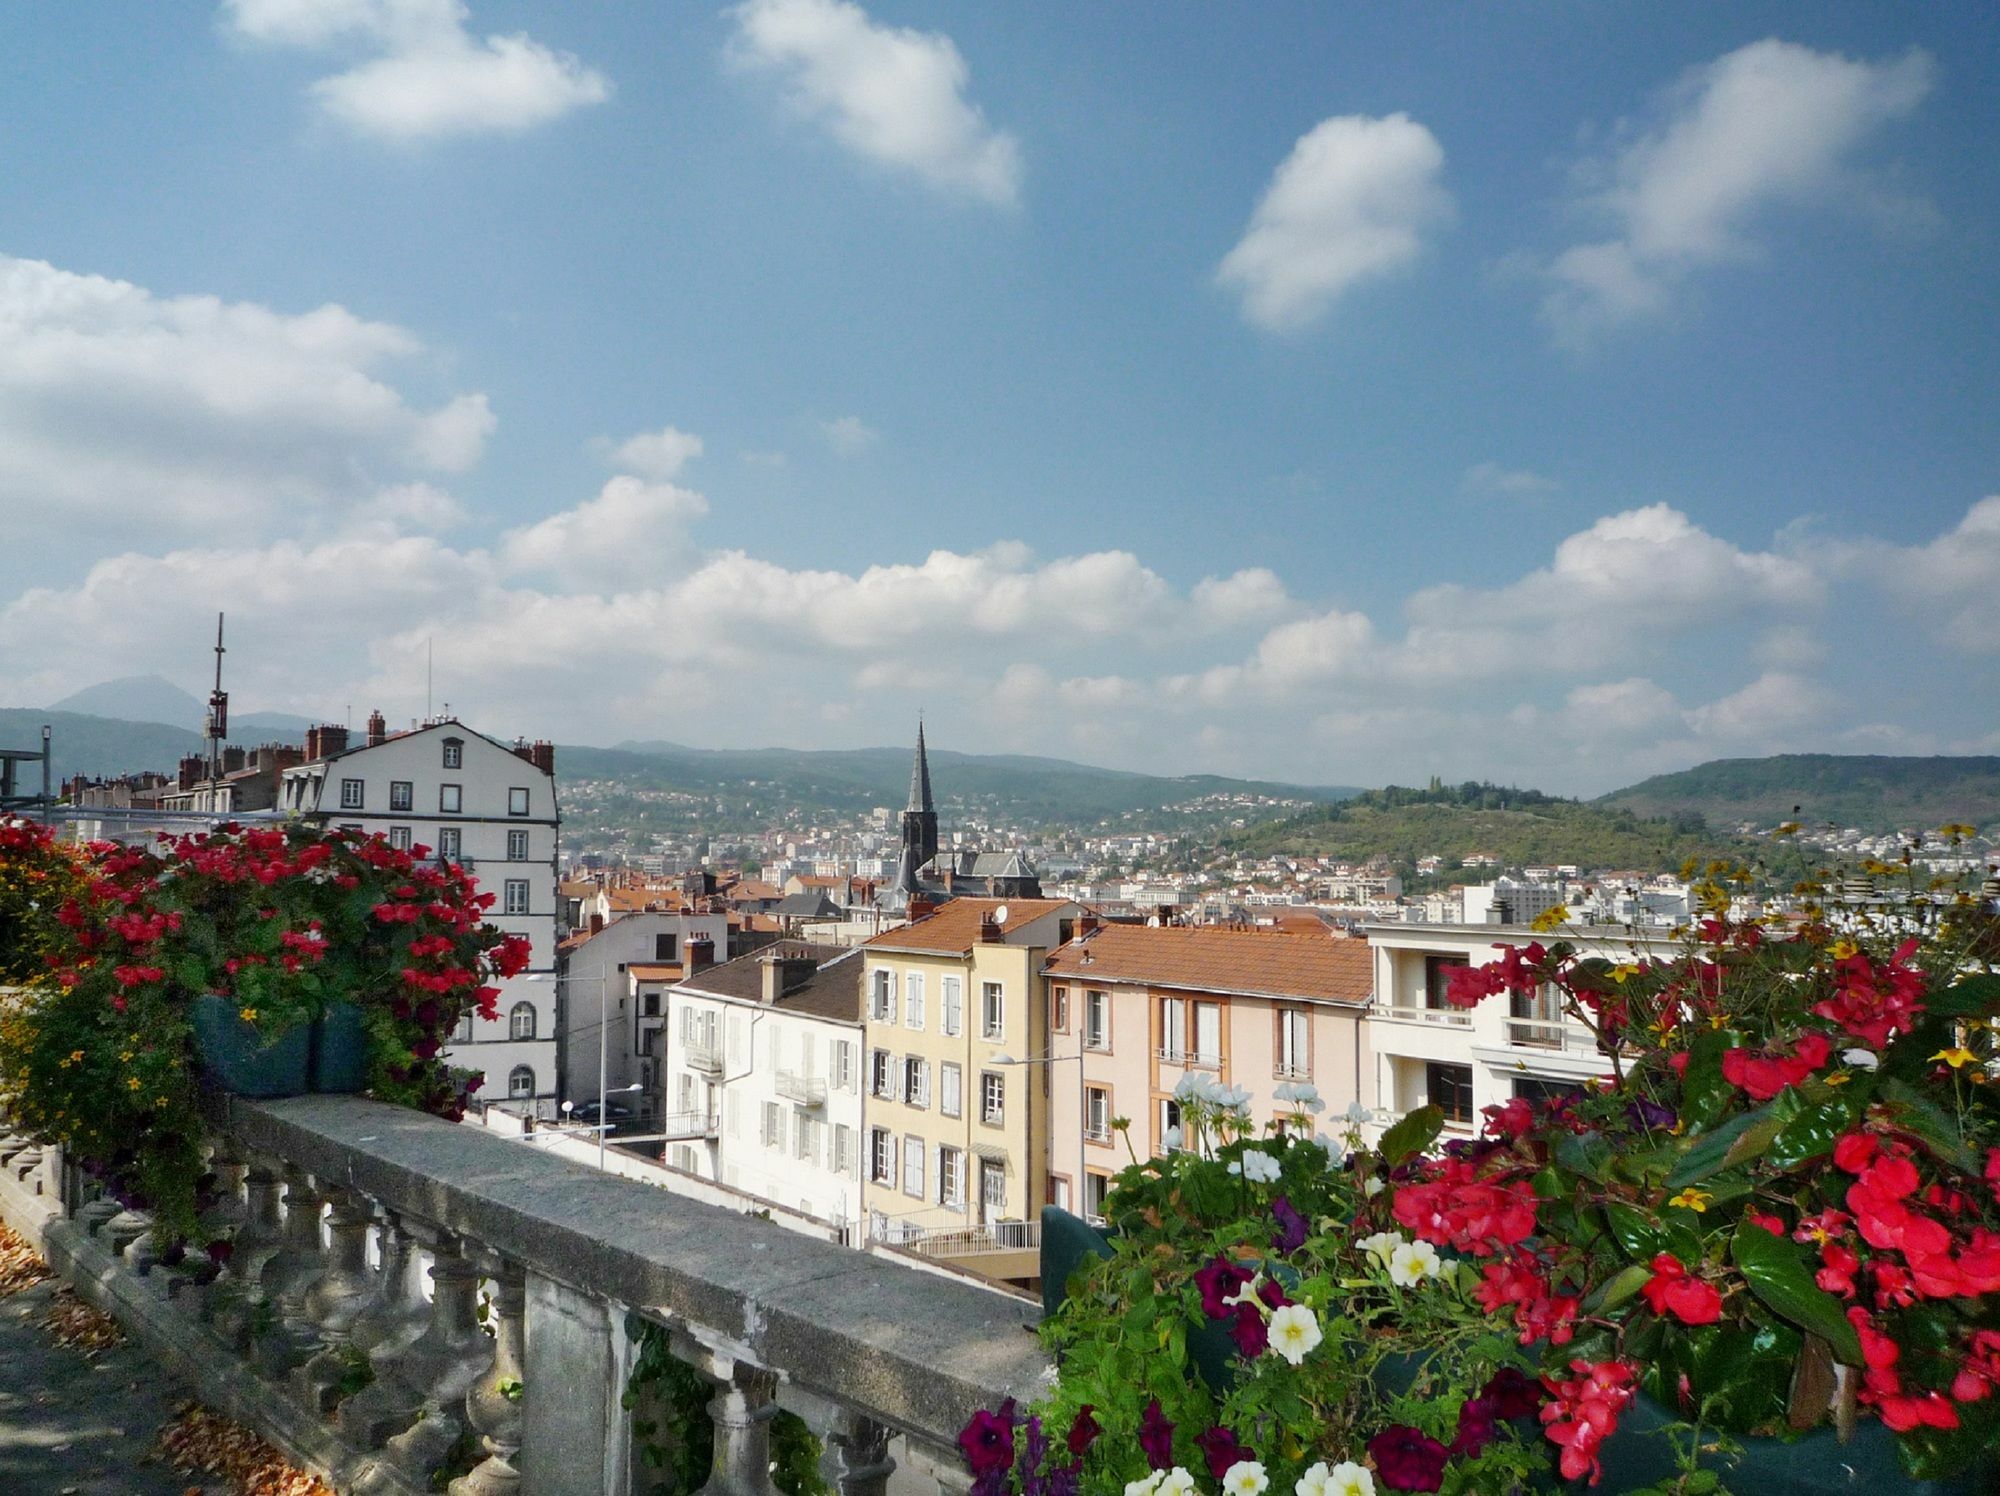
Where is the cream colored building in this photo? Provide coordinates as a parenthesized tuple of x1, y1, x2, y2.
(858, 898, 1081, 1250)
(1042, 922, 1375, 1216)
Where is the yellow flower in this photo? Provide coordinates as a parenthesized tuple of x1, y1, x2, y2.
(1832, 939, 1858, 960)
(239, 1006, 258, 1024)
(1825, 1071, 1851, 1087)
(1931, 1047, 1980, 1070)
(126, 1076, 141, 1091)
(1667, 1187, 1712, 1214)
(1611, 964, 1642, 985)
(69, 1049, 84, 1063)
(1530, 904, 1570, 933)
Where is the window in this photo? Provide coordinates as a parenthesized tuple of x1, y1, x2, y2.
(677, 1074, 695, 1112)
(1424, 956, 1467, 1010)
(1512, 1076, 1585, 1106)
(1085, 1085, 1111, 1143)
(440, 784, 462, 814)
(1427, 1062, 1475, 1126)
(389, 825, 411, 852)
(903, 1056, 930, 1109)
(939, 1146, 966, 1210)
(831, 1123, 855, 1176)
(1193, 1002, 1222, 1069)
(869, 1049, 895, 1100)
(1051, 986, 1069, 1034)
(980, 982, 1004, 1040)
(654, 933, 678, 963)
(508, 1065, 534, 1099)
(869, 1128, 895, 1185)
(1083, 1171, 1111, 1220)
(340, 778, 364, 810)
(1509, 983, 1564, 1046)
(504, 880, 529, 916)
(390, 780, 413, 812)
(904, 972, 924, 1029)
(763, 1102, 783, 1148)
(442, 738, 463, 769)
(454, 1011, 474, 1043)
(981, 1159, 1007, 1217)
(1084, 990, 1109, 1050)
(508, 787, 530, 816)
(438, 827, 461, 863)
(940, 1061, 963, 1119)
(642, 991, 659, 1018)
(1276, 1008, 1310, 1080)
(507, 829, 529, 861)
(1161, 998, 1186, 1061)
(902, 1135, 926, 1198)
(794, 1110, 817, 1162)
(870, 969, 897, 1023)
(1159, 1097, 1184, 1147)
(941, 976, 963, 1036)
(981, 1070, 1005, 1126)
(509, 1002, 536, 1041)
(670, 1144, 697, 1173)
(833, 1040, 854, 1091)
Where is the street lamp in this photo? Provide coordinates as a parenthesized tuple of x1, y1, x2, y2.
(991, 1045, 1087, 1225)
(528, 970, 639, 1169)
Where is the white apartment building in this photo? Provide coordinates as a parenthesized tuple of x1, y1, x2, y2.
(558, 909, 731, 1112)
(281, 716, 560, 1114)
(664, 943, 867, 1239)
(1362, 922, 1678, 1138)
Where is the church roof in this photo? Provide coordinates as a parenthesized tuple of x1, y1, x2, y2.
(906, 721, 934, 813)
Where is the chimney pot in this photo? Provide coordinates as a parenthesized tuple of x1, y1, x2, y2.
(367, 709, 387, 747)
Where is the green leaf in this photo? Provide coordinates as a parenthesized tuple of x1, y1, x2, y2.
(1604, 1202, 1667, 1261)
(1765, 1086, 1864, 1171)
(1878, 1078, 1981, 1175)
(1584, 1261, 1655, 1315)
(1378, 1104, 1443, 1166)
(1679, 1027, 1744, 1135)
(1554, 1128, 1616, 1185)
(1925, 973, 2000, 1020)
(1728, 1220, 1861, 1365)
(1663, 1105, 1772, 1188)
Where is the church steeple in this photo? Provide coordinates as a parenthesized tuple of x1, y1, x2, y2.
(907, 719, 935, 815)
(886, 721, 939, 907)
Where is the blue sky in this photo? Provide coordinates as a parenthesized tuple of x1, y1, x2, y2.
(1, 2, 1995, 794)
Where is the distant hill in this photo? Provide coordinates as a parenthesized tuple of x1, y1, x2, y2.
(1598, 756, 2000, 835)
(0, 709, 208, 785)
(1227, 781, 1728, 874)
(44, 674, 313, 740)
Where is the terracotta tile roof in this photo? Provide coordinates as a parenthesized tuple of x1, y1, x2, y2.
(627, 962, 686, 981)
(863, 897, 1075, 956)
(728, 880, 783, 902)
(1042, 925, 1372, 1006)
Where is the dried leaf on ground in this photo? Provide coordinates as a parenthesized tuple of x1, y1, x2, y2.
(39, 1286, 125, 1355)
(0, 1219, 50, 1298)
(156, 1401, 336, 1496)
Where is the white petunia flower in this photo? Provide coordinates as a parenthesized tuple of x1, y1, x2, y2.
(1326, 1462, 1375, 1496)
(1229, 1150, 1282, 1184)
(1294, 1463, 1333, 1496)
(1842, 1047, 1881, 1070)
(1223, 1462, 1269, 1496)
(1266, 1303, 1323, 1365)
(1356, 1230, 1404, 1265)
(1126, 1475, 1163, 1496)
(1362, 1176, 1385, 1198)
(1158, 1468, 1197, 1496)
(1387, 1238, 1442, 1287)
(1342, 1100, 1372, 1126)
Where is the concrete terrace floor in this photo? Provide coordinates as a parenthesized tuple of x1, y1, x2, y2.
(0, 1271, 226, 1496)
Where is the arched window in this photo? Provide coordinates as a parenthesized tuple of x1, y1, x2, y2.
(508, 1065, 535, 1099)
(509, 1002, 537, 1041)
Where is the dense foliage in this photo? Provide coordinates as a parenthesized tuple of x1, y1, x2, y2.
(1598, 755, 2000, 837)
(0, 816, 84, 985)
(0, 822, 529, 1241)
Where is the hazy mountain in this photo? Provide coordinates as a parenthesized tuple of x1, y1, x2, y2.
(0, 708, 208, 785)
(1597, 755, 2000, 835)
(41, 675, 311, 740)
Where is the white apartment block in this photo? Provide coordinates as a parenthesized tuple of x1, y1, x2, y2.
(558, 909, 731, 1110)
(281, 717, 559, 1114)
(664, 944, 867, 1240)
(1362, 922, 1679, 1139)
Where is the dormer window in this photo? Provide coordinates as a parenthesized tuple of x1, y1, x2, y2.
(442, 738, 463, 769)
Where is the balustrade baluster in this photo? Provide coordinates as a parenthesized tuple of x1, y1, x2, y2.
(694, 1354, 783, 1496)
(449, 1260, 525, 1496)
(250, 1166, 332, 1373)
(292, 1188, 381, 1411)
(206, 1152, 287, 1345)
(341, 1229, 492, 1459)
(826, 1413, 896, 1496)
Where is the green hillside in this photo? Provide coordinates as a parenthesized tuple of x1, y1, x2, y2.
(1599, 755, 2000, 835)
(1227, 781, 1730, 873)
(0, 709, 210, 786)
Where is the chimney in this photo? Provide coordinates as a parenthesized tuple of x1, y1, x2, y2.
(304, 726, 320, 762)
(318, 723, 349, 758)
(222, 745, 246, 774)
(685, 935, 714, 973)
(979, 912, 1003, 943)
(530, 741, 555, 777)
(760, 957, 784, 1005)
(513, 739, 535, 763)
(178, 754, 203, 790)
(367, 709, 387, 747)
(907, 895, 936, 920)
(590, 913, 605, 934)
(1076, 912, 1099, 938)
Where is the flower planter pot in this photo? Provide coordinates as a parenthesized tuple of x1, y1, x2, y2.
(310, 999, 368, 1094)
(190, 994, 310, 1098)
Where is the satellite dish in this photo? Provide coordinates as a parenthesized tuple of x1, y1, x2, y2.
(993, 904, 1010, 924)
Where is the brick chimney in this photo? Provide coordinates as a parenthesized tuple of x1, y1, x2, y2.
(684, 935, 714, 974)
(1075, 912, 1099, 938)
(979, 911, 1003, 943)
(530, 741, 555, 777)
(907, 895, 936, 920)
(367, 709, 387, 747)
(177, 753, 203, 790)
(318, 723, 349, 758)
(589, 913, 605, 934)
(221, 745, 246, 774)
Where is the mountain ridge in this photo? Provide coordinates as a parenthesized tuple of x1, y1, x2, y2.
(1597, 754, 2000, 835)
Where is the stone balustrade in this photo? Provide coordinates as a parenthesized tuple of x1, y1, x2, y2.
(0, 1091, 1049, 1496)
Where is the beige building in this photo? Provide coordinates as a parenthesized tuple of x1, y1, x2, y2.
(1042, 923, 1375, 1216)
(858, 897, 1081, 1250)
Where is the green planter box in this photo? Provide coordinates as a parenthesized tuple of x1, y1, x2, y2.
(310, 999, 368, 1094)
(190, 993, 310, 1098)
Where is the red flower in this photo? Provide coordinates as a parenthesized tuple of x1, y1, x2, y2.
(1195, 1425, 1251, 1479)
(1719, 1032, 1830, 1101)
(1065, 1406, 1101, 1458)
(1444, 963, 1505, 1009)
(957, 1401, 1016, 1478)
(1196, 1254, 1253, 1319)
(1816, 1243, 1860, 1299)
(1540, 1360, 1636, 1486)
(1482, 1366, 1544, 1421)
(1137, 1399, 1175, 1471)
(1640, 1254, 1722, 1325)
(1366, 1426, 1450, 1493)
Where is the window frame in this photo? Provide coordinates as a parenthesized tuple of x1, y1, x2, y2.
(1426, 1061, 1475, 1126)
(904, 971, 924, 1030)
(508, 786, 530, 816)
(1084, 1084, 1112, 1144)
(442, 738, 463, 769)
(439, 783, 463, 814)
(503, 879, 530, 916)
(941, 976, 963, 1036)
(388, 825, 412, 852)
(869, 1127, 895, 1185)
(980, 982, 1004, 1041)
(507, 1065, 535, 1099)
(339, 777, 364, 810)
(438, 827, 462, 863)
(980, 1069, 1005, 1126)
(389, 780, 413, 812)
(1084, 989, 1110, 1051)
(939, 1145, 966, 1210)
(902, 1134, 926, 1198)
(1051, 985, 1069, 1034)
(509, 1001, 537, 1041)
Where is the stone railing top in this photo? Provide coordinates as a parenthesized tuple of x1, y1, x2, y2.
(213, 1092, 1049, 1449)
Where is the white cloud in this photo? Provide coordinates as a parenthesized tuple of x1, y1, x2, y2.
(728, 0, 1020, 205)
(1544, 39, 1934, 342)
(606, 425, 703, 480)
(223, 0, 609, 140)
(0, 252, 491, 538)
(500, 476, 709, 589)
(1217, 113, 1452, 332)
(1193, 568, 1291, 625)
(820, 415, 878, 455)
(1462, 461, 1557, 499)
(1853, 495, 2000, 652)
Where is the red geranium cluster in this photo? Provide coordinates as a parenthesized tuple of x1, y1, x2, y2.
(1539, 1359, 1637, 1485)
(1719, 1030, 1832, 1101)
(1391, 1154, 1539, 1258)
(1639, 1253, 1723, 1325)
(1474, 1251, 1581, 1345)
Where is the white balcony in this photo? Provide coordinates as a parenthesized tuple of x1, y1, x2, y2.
(775, 1070, 827, 1107)
(654, 1109, 720, 1141)
(1376, 1003, 1473, 1028)
(684, 1039, 723, 1076)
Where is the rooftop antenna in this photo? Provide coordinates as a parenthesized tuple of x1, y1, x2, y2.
(426, 636, 434, 722)
(204, 612, 228, 784)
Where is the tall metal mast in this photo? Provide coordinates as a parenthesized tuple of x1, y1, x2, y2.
(205, 612, 228, 784)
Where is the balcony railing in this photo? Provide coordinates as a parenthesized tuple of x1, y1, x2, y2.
(1504, 1017, 1610, 1056)
(653, 1108, 721, 1141)
(775, 1070, 828, 1107)
(684, 1038, 723, 1075)
(1376, 1003, 1473, 1028)
(895, 1221, 1041, 1259)
(1272, 1062, 1312, 1081)
(0, 1090, 1045, 1496)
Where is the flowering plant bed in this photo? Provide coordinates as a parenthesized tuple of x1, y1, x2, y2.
(0, 822, 529, 1242)
(962, 858, 2000, 1495)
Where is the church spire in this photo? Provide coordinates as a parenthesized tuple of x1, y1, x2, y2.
(906, 718, 935, 814)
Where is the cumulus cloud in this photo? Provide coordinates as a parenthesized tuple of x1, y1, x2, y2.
(0, 253, 492, 539)
(500, 476, 709, 589)
(1847, 494, 2000, 652)
(1543, 39, 1934, 343)
(819, 415, 878, 455)
(1193, 568, 1291, 625)
(1462, 461, 1557, 499)
(605, 425, 703, 480)
(1217, 112, 1452, 332)
(222, 0, 609, 139)
(728, 0, 1020, 205)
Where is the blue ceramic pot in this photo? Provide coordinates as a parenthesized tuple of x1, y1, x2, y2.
(310, 999, 368, 1093)
(190, 993, 310, 1098)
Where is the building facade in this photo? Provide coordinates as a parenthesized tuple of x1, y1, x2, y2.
(858, 897, 1081, 1244)
(557, 909, 731, 1112)
(281, 717, 560, 1114)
